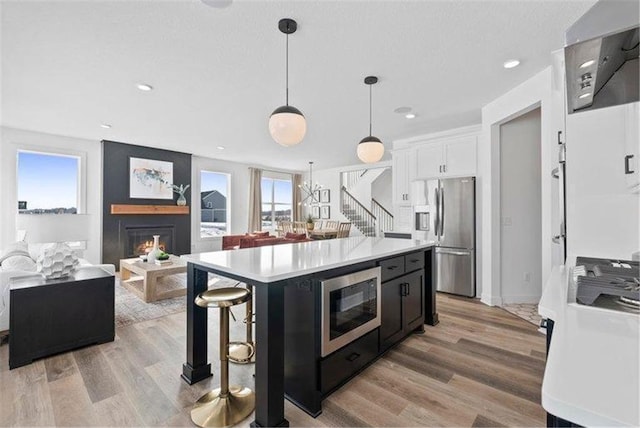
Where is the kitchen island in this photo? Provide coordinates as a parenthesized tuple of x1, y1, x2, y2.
(181, 237, 436, 427)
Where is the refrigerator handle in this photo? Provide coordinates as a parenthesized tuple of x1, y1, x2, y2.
(439, 187, 445, 236)
(434, 187, 440, 238)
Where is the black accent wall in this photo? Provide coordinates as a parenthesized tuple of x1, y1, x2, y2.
(102, 140, 192, 267)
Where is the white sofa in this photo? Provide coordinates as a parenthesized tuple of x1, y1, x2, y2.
(0, 243, 115, 333)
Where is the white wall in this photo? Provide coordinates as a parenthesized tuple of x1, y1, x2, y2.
(479, 66, 557, 306)
(371, 168, 392, 210)
(0, 127, 103, 263)
(565, 102, 640, 259)
(500, 108, 543, 304)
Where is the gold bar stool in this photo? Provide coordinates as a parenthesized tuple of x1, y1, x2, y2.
(229, 285, 255, 364)
(191, 287, 255, 428)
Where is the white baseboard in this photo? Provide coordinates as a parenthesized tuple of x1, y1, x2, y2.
(480, 294, 503, 306)
(500, 295, 541, 304)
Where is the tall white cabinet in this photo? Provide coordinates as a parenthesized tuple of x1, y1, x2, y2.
(391, 127, 480, 233)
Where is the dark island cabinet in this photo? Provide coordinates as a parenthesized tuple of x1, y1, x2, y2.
(380, 268, 425, 352)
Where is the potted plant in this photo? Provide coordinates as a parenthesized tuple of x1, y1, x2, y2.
(306, 214, 315, 231)
(169, 184, 190, 206)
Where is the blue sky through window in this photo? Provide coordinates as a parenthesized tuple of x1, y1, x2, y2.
(17, 151, 79, 211)
(201, 171, 228, 195)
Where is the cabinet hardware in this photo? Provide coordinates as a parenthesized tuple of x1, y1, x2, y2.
(405, 283, 411, 296)
(346, 352, 361, 362)
(387, 265, 398, 270)
(439, 165, 442, 173)
(557, 130, 563, 145)
(409, 259, 419, 263)
(551, 168, 559, 179)
(443, 165, 446, 173)
(625, 154, 635, 174)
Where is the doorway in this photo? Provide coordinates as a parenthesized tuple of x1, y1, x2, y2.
(499, 108, 542, 305)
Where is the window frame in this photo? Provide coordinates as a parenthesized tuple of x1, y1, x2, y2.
(199, 169, 231, 239)
(16, 148, 85, 215)
(261, 174, 293, 231)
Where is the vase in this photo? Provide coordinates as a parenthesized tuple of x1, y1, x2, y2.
(177, 194, 186, 206)
(306, 223, 314, 231)
(147, 235, 162, 262)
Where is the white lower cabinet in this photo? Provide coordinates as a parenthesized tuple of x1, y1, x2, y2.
(393, 205, 413, 233)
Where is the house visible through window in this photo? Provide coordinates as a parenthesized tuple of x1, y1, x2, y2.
(17, 151, 80, 214)
(261, 175, 292, 229)
(201, 171, 229, 237)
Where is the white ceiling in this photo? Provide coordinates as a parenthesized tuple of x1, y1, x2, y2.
(1, 0, 595, 171)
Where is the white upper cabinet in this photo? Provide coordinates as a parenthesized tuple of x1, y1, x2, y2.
(415, 142, 443, 179)
(625, 102, 640, 192)
(443, 136, 477, 177)
(414, 136, 477, 179)
(393, 148, 416, 204)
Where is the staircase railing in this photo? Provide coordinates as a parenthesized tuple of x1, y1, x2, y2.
(371, 198, 394, 233)
(340, 186, 377, 237)
(342, 169, 368, 190)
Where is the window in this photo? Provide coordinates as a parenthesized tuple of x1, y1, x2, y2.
(200, 171, 230, 237)
(261, 176, 292, 229)
(17, 151, 80, 214)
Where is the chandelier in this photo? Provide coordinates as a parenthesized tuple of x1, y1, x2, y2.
(298, 161, 322, 206)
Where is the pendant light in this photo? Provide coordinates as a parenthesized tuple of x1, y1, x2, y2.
(357, 76, 384, 163)
(298, 161, 322, 206)
(269, 18, 307, 147)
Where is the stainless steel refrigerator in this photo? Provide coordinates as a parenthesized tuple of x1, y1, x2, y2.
(414, 177, 476, 297)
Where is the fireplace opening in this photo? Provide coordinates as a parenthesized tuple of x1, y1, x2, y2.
(125, 225, 175, 258)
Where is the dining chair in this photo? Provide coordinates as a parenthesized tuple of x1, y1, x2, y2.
(293, 221, 307, 234)
(324, 220, 340, 230)
(280, 221, 294, 235)
(337, 222, 351, 238)
(314, 220, 324, 230)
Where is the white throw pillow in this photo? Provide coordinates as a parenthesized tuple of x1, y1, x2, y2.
(0, 241, 30, 264)
(1, 255, 37, 272)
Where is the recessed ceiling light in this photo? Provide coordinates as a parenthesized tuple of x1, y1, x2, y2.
(579, 93, 592, 99)
(100, 123, 112, 129)
(405, 113, 416, 119)
(503, 59, 520, 69)
(580, 60, 595, 69)
(216, 146, 225, 150)
(394, 106, 412, 114)
(136, 83, 153, 91)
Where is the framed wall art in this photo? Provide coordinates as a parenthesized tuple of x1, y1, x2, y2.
(129, 157, 173, 199)
(320, 205, 330, 219)
(320, 189, 330, 203)
(312, 205, 320, 219)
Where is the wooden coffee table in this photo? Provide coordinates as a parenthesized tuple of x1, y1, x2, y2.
(119, 255, 187, 303)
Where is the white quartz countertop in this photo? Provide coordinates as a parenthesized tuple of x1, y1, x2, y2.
(182, 237, 434, 283)
(539, 261, 639, 426)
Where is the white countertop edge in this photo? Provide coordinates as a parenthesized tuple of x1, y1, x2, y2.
(181, 239, 435, 283)
(541, 390, 628, 427)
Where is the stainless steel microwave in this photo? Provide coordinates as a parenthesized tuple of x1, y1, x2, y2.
(320, 267, 381, 357)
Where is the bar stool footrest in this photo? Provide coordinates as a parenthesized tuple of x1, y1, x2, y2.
(228, 341, 255, 364)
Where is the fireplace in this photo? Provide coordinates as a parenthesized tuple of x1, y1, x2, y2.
(125, 225, 175, 258)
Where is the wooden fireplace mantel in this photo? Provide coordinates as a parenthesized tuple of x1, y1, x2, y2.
(110, 204, 190, 215)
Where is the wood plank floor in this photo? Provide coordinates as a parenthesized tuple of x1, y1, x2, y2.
(0, 293, 546, 427)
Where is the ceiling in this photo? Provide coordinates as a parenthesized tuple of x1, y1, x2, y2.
(1, 0, 595, 171)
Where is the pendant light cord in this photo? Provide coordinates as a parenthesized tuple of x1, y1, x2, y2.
(286, 32, 289, 106)
(369, 84, 372, 136)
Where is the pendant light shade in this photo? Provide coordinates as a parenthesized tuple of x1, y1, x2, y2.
(357, 136, 385, 164)
(269, 105, 307, 147)
(357, 76, 384, 164)
(270, 18, 307, 147)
